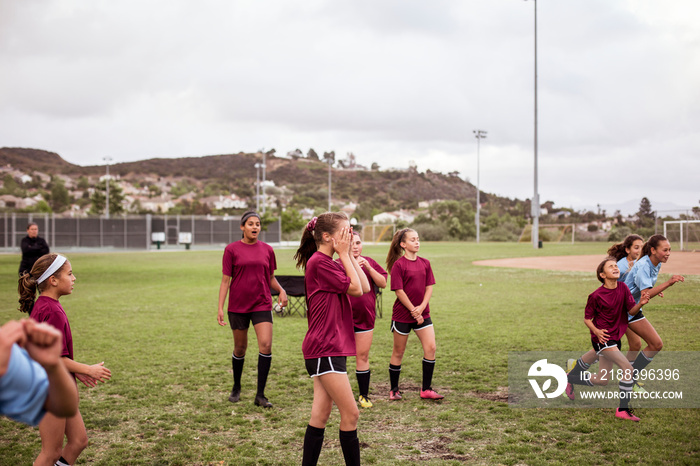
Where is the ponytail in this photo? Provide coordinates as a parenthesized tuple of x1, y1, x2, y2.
(386, 228, 414, 273)
(294, 212, 348, 270)
(642, 234, 667, 257)
(607, 234, 644, 261)
(18, 253, 66, 314)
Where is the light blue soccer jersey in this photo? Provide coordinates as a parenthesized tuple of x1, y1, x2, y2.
(0, 344, 49, 426)
(623, 255, 661, 320)
(617, 257, 636, 282)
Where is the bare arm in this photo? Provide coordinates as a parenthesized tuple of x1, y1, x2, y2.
(217, 275, 232, 326)
(645, 275, 685, 299)
(350, 255, 371, 294)
(62, 357, 111, 386)
(22, 320, 78, 417)
(357, 257, 387, 289)
(628, 290, 651, 317)
(339, 253, 363, 297)
(269, 275, 288, 307)
(584, 318, 609, 344)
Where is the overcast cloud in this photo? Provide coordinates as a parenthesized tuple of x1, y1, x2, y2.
(1, 0, 698, 215)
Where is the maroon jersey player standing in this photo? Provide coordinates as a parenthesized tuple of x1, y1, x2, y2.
(294, 212, 370, 466)
(217, 211, 287, 408)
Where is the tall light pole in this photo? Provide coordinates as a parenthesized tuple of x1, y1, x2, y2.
(473, 130, 487, 243)
(326, 154, 332, 211)
(526, 0, 540, 249)
(254, 162, 261, 211)
(262, 151, 267, 214)
(103, 156, 112, 219)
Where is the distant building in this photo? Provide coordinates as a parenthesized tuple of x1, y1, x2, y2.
(200, 194, 248, 210)
(372, 210, 415, 224)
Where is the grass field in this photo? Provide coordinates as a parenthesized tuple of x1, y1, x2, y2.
(1, 242, 698, 465)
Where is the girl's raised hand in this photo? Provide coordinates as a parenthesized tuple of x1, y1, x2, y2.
(333, 227, 351, 256)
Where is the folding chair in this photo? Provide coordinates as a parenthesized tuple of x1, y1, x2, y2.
(374, 283, 383, 319)
(271, 275, 307, 317)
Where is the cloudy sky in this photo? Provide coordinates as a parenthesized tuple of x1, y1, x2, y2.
(1, 0, 698, 215)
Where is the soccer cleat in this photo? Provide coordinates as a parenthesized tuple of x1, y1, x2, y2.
(420, 388, 444, 400)
(566, 359, 576, 373)
(615, 408, 640, 421)
(358, 395, 373, 408)
(254, 394, 273, 408)
(565, 383, 575, 400)
(228, 387, 241, 403)
(633, 383, 647, 394)
(389, 389, 402, 400)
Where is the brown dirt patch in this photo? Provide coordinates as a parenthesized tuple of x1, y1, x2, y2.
(474, 251, 700, 275)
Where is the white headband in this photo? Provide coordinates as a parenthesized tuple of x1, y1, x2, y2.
(37, 255, 67, 284)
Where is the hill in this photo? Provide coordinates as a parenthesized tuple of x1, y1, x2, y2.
(1, 147, 492, 214)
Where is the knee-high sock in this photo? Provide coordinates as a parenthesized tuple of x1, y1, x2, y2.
(356, 370, 370, 398)
(567, 358, 593, 386)
(619, 379, 634, 410)
(632, 350, 653, 373)
(232, 354, 245, 389)
(422, 358, 436, 391)
(339, 429, 361, 466)
(389, 364, 401, 392)
(302, 425, 325, 466)
(257, 353, 272, 396)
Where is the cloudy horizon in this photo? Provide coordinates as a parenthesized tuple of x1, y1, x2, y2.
(1, 1, 698, 216)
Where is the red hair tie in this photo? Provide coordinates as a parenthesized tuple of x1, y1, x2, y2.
(306, 217, 317, 232)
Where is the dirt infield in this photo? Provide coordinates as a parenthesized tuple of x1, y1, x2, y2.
(473, 251, 700, 275)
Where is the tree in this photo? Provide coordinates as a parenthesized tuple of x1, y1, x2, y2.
(637, 197, 655, 227)
(307, 148, 319, 160)
(322, 151, 335, 166)
(280, 208, 307, 233)
(89, 179, 125, 216)
(48, 178, 71, 212)
(371, 162, 379, 171)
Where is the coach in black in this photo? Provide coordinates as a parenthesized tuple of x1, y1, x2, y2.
(19, 222, 50, 276)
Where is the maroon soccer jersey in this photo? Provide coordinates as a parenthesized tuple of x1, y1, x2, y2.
(222, 240, 277, 313)
(30, 296, 73, 360)
(302, 252, 355, 359)
(390, 256, 436, 323)
(584, 283, 637, 343)
(346, 256, 387, 330)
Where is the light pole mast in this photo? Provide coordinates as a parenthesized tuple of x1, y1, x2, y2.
(327, 156, 332, 211)
(103, 156, 112, 219)
(254, 162, 261, 211)
(262, 151, 267, 214)
(527, 0, 540, 249)
(473, 130, 487, 243)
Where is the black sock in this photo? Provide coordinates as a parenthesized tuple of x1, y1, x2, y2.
(619, 379, 634, 410)
(302, 425, 325, 466)
(422, 358, 436, 391)
(356, 370, 370, 398)
(339, 429, 361, 466)
(55, 457, 70, 466)
(389, 364, 401, 392)
(567, 358, 593, 386)
(632, 351, 653, 372)
(232, 354, 245, 390)
(257, 353, 272, 397)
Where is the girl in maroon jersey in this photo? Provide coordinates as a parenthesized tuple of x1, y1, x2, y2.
(347, 232, 387, 408)
(19, 254, 112, 466)
(386, 228, 443, 401)
(217, 211, 287, 408)
(294, 212, 369, 466)
(565, 257, 649, 421)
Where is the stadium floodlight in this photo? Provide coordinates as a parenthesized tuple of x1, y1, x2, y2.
(103, 156, 113, 219)
(524, 0, 540, 248)
(473, 130, 487, 244)
(254, 162, 262, 212)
